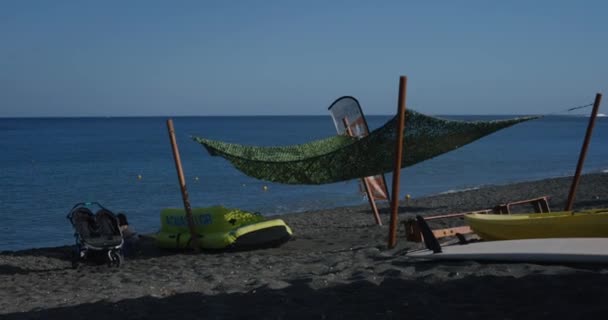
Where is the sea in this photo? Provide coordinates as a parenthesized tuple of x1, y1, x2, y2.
(1, 115, 607, 251)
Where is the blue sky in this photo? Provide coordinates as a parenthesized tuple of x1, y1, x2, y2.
(1, 0, 607, 117)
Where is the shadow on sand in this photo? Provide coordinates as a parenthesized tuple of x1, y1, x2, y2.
(3, 273, 608, 319)
(0, 236, 298, 276)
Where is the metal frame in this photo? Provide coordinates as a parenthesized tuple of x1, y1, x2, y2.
(404, 196, 551, 242)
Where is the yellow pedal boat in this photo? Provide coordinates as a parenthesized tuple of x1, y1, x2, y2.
(464, 209, 608, 241)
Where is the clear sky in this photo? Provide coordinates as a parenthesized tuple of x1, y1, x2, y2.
(1, 0, 607, 117)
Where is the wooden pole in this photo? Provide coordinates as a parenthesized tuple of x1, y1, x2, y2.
(361, 178, 382, 225)
(564, 93, 603, 211)
(167, 119, 200, 251)
(342, 118, 382, 225)
(388, 76, 408, 248)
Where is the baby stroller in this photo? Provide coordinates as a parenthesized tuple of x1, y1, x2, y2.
(66, 202, 124, 268)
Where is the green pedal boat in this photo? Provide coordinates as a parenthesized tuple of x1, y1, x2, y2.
(153, 206, 293, 250)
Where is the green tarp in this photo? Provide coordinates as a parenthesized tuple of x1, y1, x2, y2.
(193, 110, 537, 185)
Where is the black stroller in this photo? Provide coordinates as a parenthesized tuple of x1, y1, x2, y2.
(66, 202, 124, 268)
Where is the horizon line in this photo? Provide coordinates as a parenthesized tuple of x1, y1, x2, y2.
(0, 112, 557, 119)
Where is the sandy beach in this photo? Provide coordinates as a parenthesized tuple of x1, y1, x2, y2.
(2, 173, 608, 319)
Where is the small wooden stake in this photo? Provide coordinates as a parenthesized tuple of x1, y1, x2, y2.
(388, 76, 408, 248)
(564, 93, 603, 211)
(167, 119, 200, 251)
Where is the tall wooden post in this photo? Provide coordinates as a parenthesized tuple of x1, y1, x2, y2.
(388, 76, 408, 248)
(564, 93, 603, 211)
(167, 119, 200, 251)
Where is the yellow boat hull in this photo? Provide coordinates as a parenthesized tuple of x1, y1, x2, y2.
(465, 209, 608, 240)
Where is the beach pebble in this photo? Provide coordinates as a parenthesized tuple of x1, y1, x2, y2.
(361, 247, 381, 257)
(266, 279, 291, 290)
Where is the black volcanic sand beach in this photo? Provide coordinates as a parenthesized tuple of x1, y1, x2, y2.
(2, 173, 608, 319)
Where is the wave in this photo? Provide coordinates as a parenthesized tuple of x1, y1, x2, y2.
(438, 186, 481, 195)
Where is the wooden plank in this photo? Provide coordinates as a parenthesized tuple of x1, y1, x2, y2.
(432, 226, 473, 238)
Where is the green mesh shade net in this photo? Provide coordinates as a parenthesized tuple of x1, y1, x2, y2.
(193, 110, 537, 185)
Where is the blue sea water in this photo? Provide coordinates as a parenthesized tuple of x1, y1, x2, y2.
(1, 115, 607, 251)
